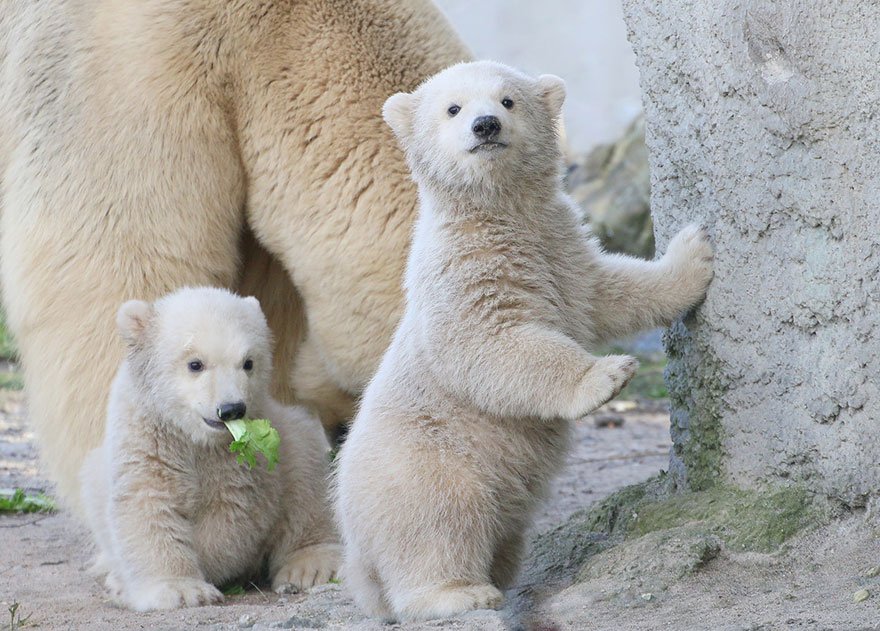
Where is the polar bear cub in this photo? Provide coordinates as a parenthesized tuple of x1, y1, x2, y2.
(80, 287, 340, 611)
(334, 60, 714, 622)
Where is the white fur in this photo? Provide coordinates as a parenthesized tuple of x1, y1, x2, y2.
(335, 61, 714, 622)
(0, 0, 471, 514)
(80, 287, 340, 611)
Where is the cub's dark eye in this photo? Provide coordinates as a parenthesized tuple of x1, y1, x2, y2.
(447, 104, 461, 117)
(501, 98, 514, 110)
(243, 359, 254, 371)
(188, 360, 204, 373)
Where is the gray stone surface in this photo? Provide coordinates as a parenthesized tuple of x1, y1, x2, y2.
(567, 115, 654, 258)
(621, 0, 880, 504)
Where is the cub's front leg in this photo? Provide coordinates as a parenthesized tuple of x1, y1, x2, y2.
(661, 224, 715, 307)
(109, 457, 222, 611)
(266, 405, 341, 593)
(587, 223, 714, 342)
(268, 499, 341, 593)
(271, 542, 341, 593)
(435, 322, 638, 420)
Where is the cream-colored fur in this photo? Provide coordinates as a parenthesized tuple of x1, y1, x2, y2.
(0, 0, 470, 514)
(334, 61, 714, 622)
(79, 287, 339, 611)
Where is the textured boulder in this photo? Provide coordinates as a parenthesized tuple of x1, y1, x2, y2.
(621, 0, 880, 505)
(567, 116, 653, 258)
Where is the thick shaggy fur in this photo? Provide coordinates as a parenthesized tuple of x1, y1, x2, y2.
(334, 61, 714, 622)
(80, 287, 339, 611)
(0, 0, 470, 514)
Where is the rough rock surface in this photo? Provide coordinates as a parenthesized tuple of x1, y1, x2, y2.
(621, 0, 880, 504)
(567, 116, 653, 258)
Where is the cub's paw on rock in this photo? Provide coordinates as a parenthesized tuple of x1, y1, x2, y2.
(664, 224, 715, 296)
(129, 577, 223, 611)
(272, 543, 341, 593)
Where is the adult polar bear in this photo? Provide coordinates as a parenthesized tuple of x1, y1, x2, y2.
(0, 0, 469, 513)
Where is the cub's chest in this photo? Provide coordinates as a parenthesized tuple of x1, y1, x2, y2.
(176, 451, 282, 576)
(184, 448, 280, 527)
(441, 222, 565, 282)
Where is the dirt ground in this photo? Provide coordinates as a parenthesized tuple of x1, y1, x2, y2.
(2, 387, 879, 631)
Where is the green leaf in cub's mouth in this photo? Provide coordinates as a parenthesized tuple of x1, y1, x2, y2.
(224, 418, 281, 471)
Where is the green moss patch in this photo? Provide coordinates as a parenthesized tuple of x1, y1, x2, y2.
(664, 321, 727, 491)
(628, 485, 820, 552)
(0, 489, 55, 514)
(0, 311, 16, 360)
(527, 476, 825, 590)
(0, 371, 23, 391)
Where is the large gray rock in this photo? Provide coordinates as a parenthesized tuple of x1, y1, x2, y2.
(567, 116, 653, 258)
(622, 1, 880, 504)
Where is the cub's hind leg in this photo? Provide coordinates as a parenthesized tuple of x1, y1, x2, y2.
(343, 552, 393, 620)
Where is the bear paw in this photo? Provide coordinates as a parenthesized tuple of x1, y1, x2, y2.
(272, 543, 341, 593)
(663, 224, 714, 300)
(104, 571, 125, 602)
(128, 577, 223, 611)
(570, 355, 639, 417)
(398, 582, 504, 621)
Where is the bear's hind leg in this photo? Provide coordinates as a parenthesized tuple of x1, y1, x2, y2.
(380, 510, 503, 621)
(393, 581, 504, 622)
(343, 552, 393, 620)
(490, 530, 526, 590)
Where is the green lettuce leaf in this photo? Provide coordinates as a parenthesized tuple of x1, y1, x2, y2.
(224, 418, 280, 472)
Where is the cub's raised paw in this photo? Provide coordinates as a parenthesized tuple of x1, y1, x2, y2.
(667, 223, 713, 259)
(272, 543, 341, 593)
(572, 355, 639, 418)
(664, 224, 714, 297)
(593, 354, 639, 403)
(104, 570, 125, 602)
(128, 577, 223, 611)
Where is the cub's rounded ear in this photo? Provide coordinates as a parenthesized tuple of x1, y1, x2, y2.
(382, 92, 416, 140)
(116, 300, 153, 345)
(537, 74, 566, 115)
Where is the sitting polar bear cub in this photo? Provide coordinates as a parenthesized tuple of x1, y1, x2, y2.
(80, 287, 340, 611)
(334, 60, 714, 622)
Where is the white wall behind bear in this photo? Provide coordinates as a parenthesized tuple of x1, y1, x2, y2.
(434, 0, 642, 152)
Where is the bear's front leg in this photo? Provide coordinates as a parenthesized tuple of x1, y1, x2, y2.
(586, 224, 714, 343)
(108, 460, 223, 611)
(433, 322, 638, 420)
(127, 577, 224, 611)
(266, 405, 342, 593)
(271, 542, 341, 593)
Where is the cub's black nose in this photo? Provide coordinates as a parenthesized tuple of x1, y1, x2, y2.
(217, 401, 246, 421)
(472, 115, 501, 140)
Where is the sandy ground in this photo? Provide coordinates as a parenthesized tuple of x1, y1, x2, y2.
(2, 387, 879, 631)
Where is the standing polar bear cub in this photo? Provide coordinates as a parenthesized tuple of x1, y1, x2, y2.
(335, 61, 714, 622)
(80, 287, 340, 611)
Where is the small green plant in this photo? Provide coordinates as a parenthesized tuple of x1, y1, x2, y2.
(221, 584, 245, 596)
(0, 490, 55, 514)
(7, 601, 31, 631)
(0, 372, 22, 391)
(0, 311, 16, 361)
(225, 419, 280, 471)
